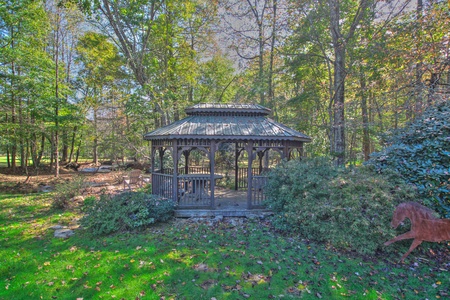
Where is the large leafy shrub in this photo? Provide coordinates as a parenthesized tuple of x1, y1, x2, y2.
(265, 158, 417, 255)
(366, 101, 450, 217)
(81, 191, 175, 236)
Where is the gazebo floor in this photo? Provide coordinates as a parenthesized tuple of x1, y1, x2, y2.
(174, 187, 272, 218)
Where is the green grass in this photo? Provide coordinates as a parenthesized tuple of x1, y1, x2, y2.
(0, 192, 448, 300)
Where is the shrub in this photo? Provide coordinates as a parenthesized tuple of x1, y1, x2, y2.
(52, 175, 87, 208)
(265, 158, 417, 255)
(366, 101, 450, 217)
(81, 191, 175, 236)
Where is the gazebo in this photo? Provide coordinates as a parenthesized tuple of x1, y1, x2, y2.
(144, 103, 311, 216)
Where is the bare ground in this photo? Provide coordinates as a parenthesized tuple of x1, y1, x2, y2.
(0, 165, 128, 196)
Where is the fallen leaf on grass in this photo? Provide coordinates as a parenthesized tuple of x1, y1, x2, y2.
(200, 279, 217, 290)
(193, 263, 210, 272)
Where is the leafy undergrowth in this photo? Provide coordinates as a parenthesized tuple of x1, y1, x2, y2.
(0, 193, 449, 300)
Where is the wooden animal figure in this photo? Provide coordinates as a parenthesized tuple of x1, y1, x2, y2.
(384, 202, 450, 262)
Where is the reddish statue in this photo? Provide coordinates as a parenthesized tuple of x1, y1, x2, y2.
(384, 202, 450, 262)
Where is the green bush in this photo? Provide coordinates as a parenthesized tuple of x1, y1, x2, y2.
(81, 191, 175, 236)
(265, 158, 417, 255)
(366, 101, 450, 217)
(52, 175, 87, 208)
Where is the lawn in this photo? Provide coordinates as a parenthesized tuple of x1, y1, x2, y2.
(0, 192, 448, 300)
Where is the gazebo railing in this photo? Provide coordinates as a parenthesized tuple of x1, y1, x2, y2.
(158, 167, 211, 175)
(251, 175, 267, 208)
(177, 175, 212, 208)
(152, 173, 173, 199)
(237, 167, 269, 189)
(152, 172, 213, 209)
(152, 167, 268, 209)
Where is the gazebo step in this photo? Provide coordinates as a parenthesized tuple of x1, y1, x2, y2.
(174, 209, 273, 218)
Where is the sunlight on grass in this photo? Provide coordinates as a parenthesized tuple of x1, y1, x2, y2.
(1, 192, 449, 299)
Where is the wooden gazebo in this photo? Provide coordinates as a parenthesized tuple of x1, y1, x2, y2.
(144, 103, 311, 215)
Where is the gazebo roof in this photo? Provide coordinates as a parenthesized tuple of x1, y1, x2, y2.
(143, 103, 311, 142)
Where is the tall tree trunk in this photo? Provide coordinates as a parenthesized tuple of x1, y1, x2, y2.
(330, 0, 346, 165)
(75, 135, 82, 163)
(328, 0, 368, 165)
(18, 66, 25, 168)
(93, 107, 99, 165)
(428, 72, 437, 105)
(49, 134, 54, 170)
(360, 70, 370, 161)
(62, 130, 68, 163)
(11, 54, 17, 170)
(37, 133, 45, 167)
(5, 113, 11, 168)
(267, 0, 277, 110)
(414, 0, 423, 116)
(258, 22, 265, 106)
(68, 126, 78, 163)
(54, 11, 60, 177)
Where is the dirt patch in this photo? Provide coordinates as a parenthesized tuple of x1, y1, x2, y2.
(0, 167, 128, 196)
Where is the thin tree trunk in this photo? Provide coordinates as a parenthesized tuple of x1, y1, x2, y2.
(360, 70, 370, 161)
(267, 0, 277, 110)
(37, 133, 45, 167)
(414, 0, 423, 116)
(93, 107, 99, 165)
(11, 59, 17, 170)
(258, 22, 265, 106)
(68, 126, 77, 163)
(18, 66, 25, 168)
(54, 9, 60, 177)
(6, 145, 11, 168)
(62, 130, 68, 163)
(49, 134, 54, 170)
(5, 113, 11, 168)
(75, 135, 82, 163)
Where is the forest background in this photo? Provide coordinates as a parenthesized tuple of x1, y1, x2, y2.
(1, 0, 449, 176)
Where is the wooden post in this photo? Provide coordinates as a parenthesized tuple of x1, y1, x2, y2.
(257, 151, 264, 174)
(235, 143, 239, 191)
(184, 150, 190, 174)
(247, 141, 254, 209)
(210, 140, 216, 209)
(158, 148, 165, 172)
(172, 140, 178, 202)
(282, 141, 288, 160)
(151, 144, 155, 194)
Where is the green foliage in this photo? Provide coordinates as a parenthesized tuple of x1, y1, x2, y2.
(1, 192, 449, 299)
(81, 191, 175, 236)
(82, 195, 96, 209)
(52, 175, 87, 208)
(265, 158, 417, 255)
(366, 101, 450, 217)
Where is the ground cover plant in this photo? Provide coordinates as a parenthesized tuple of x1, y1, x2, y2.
(1, 190, 449, 300)
(265, 158, 420, 255)
(81, 191, 175, 235)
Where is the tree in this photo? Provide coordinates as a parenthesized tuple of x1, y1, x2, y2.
(220, 0, 282, 109)
(196, 54, 237, 103)
(284, 0, 424, 164)
(75, 31, 126, 164)
(0, 0, 55, 172)
(45, 0, 85, 176)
